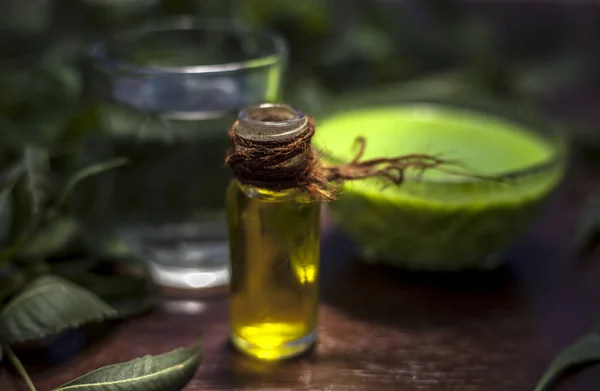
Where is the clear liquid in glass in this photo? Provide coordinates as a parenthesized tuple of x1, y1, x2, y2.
(78, 76, 245, 290)
(77, 24, 285, 291)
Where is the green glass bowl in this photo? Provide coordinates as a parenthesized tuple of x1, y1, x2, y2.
(313, 96, 567, 271)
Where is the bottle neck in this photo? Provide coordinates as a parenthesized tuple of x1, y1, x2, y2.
(227, 103, 316, 197)
(235, 103, 308, 142)
(235, 180, 312, 202)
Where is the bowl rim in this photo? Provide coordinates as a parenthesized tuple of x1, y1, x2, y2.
(314, 95, 568, 186)
(90, 16, 288, 76)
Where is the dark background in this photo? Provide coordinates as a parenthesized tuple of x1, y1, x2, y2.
(2, 0, 600, 146)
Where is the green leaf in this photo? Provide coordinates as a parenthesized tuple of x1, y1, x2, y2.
(0, 188, 44, 267)
(60, 271, 159, 319)
(0, 275, 118, 343)
(23, 146, 49, 215)
(18, 217, 79, 258)
(534, 332, 600, 391)
(52, 340, 202, 391)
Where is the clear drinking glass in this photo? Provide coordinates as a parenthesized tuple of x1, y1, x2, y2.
(73, 17, 287, 291)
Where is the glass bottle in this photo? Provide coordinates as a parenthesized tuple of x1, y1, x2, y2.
(226, 103, 320, 361)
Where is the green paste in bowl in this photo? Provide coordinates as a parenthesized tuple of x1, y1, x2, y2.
(313, 101, 566, 271)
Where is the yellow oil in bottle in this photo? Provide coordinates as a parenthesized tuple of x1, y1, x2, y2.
(226, 179, 320, 360)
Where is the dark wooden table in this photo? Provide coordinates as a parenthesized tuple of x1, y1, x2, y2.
(3, 155, 600, 391)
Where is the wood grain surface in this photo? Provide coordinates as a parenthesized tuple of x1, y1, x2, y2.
(2, 156, 600, 391)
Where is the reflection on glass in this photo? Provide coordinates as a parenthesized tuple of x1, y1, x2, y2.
(73, 17, 287, 291)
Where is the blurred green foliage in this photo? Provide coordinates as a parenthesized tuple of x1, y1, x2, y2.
(1, 0, 597, 127)
(0, 0, 597, 252)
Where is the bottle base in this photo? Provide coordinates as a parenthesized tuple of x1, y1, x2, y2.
(149, 261, 230, 290)
(231, 330, 316, 361)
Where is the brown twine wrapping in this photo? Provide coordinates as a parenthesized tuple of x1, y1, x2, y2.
(225, 116, 479, 202)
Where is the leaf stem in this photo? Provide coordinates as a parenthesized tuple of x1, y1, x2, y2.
(2, 342, 37, 391)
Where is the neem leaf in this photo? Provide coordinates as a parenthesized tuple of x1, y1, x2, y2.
(0, 155, 46, 267)
(52, 340, 202, 391)
(0, 275, 117, 343)
(534, 332, 600, 391)
(61, 272, 159, 319)
(19, 217, 79, 258)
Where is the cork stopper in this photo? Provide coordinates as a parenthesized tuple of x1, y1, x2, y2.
(235, 103, 309, 142)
